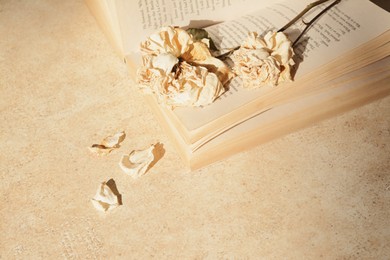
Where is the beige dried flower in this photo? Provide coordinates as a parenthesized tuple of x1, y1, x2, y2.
(137, 26, 231, 108)
(232, 31, 295, 89)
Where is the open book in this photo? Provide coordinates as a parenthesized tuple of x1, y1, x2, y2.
(86, 0, 390, 169)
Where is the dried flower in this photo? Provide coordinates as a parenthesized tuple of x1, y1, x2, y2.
(231, 31, 295, 89)
(137, 26, 231, 108)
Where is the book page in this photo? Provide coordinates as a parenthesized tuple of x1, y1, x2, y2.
(113, 0, 280, 55)
(172, 0, 390, 132)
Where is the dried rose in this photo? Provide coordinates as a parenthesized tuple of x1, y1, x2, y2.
(137, 26, 231, 108)
(232, 31, 294, 89)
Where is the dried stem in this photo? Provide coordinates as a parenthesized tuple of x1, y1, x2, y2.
(292, 0, 341, 47)
(278, 0, 334, 33)
(216, 46, 240, 59)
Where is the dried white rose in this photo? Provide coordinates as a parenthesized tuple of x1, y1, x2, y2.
(89, 131, 126, 156)
(137, 26, 232, 108)
(119, 144, 156, 178)
(91, 180, 121, 212)
(232, 31, 294, 89)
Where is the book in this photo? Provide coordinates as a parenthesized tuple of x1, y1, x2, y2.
(86, 0, 390, 170)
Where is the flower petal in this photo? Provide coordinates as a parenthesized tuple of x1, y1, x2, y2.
(141, 26, 193, 57)
(91, 180, 121, 212)
(89, 131, 126, 156)
(119, 144, 156, 178)
(152, 53, 179, 74)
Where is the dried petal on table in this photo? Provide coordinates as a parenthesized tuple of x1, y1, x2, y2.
(119, 144, 156, 178)
(91, 179, 122, 212)
(89, 131, 126, 156)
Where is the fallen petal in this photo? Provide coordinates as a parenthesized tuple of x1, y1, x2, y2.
(89, 131, 126, 156)
(91, 179, 122, 212)
(119, 144, 156, 178)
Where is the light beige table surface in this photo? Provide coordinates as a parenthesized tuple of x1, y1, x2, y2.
(1, 0, 389, 259)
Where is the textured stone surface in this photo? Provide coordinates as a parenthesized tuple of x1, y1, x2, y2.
(1, 0, 389, 258)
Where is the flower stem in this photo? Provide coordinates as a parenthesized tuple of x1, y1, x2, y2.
(216, 46, 240, 59)
(291, 0, 341, 47)
(278, 0, 335, 33)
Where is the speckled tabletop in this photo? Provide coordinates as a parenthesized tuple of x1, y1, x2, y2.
(1, 0, 389, 259)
